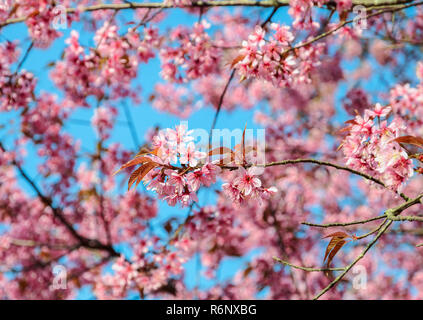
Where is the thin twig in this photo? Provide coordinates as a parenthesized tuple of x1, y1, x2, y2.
(313, 194, 423, 299)
(122, 101, 140, 149)
(355, 218, 388, 240)
(0, 0, 414, 29)
(302, 214, 387, 228)
(222, 158, 409, 201)
(273, 257, 345, 272)
(208, 6, 279, 143)
(0, 141, 120, 258)
(313, 219, 392, 299)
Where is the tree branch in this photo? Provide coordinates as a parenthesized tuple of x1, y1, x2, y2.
(0, 141, 120, 258)
(313, 219, 392, 299)
(313, 194, 423, 299)
(0, 0, 414, 28)
(222, 158, 409, 200)
(273, 257, 346, 272)
(302, 214, 387, 228)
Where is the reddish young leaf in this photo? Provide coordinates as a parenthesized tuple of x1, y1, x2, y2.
(390, 135, 423, 149)
(135, 162, 159, 189)
(27, 10, 40, 18)
(113, 156, 153, 175)
(230, 54, 246, 69)
(208, 146, 234, 156)
(322, 231, 350, 239)
(135, 147, 152, 157)
(326, 239, 347, 268)
(345, 119, 357, 125)
(128, 162, 159, 191)
(324, 236, 341, 262)
(322, 231, 350, 269)
(339, 11, 349, 23)
(151, 147, 160, 156)
(148, 94, 156, 102)
(127, 166, 144, 191)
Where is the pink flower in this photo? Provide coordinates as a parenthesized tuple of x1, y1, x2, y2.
(261, 186, 278, 199)
(351, 115, 373, 136)
(248, 26, 266, 47)
(201, 162, 221, 186)
(270, 23, 294, 45)
(168, 171, 186, 195)
(157, 145, 178, 164)
(179, 142, 206, 167)
(166, 124, 194, 149)
(164, 193, 180, 207)
(77, 163, 98, 190)
(152, 130, 167, 149)
(91, 106, 117, 140)
(222, 182, 242, 203)
(366, 103, 392, 118)
(233, 166, 262, 196)
(186, 169, 203, 192)
(342, 107, 414, 191)
(180, 189, 199, 207)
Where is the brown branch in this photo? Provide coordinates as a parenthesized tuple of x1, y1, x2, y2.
(385, 195, 423, 222)
(302, 214, 387, 228)
(313, 194, 423, 299)
(273, 257, 345, 272)
(388, 215, 423, 222)
(313, 219, 392, 299)
(0, 141, 119, 258)
(9, 238, 76, 250)
(278, 0, 423, 59)
(221, 158, 409, 200)
(355, 218, 388, 240)
(209, 6, 278, 138)
(0, 0, 414, 29)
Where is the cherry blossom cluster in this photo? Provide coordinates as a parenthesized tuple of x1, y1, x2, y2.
(92, 106, 118, 140)
(51, 24, 159, 106)
(150, 124, 206, 166)
(343, 88, 371, 116)
(0, 42, 36, 111)
(390, 83, 423, 121)
(26, 5, 64, 48)
(130, 124, 280, 208)
(388, 62, 423, 135)
(0, 0, 70, 48)
(95, 237, 193, 298)
(150, 83, 198, 118)
(222, 166, 277, 207)
(234, 24, 325, 87)
(289, 0, 352, 29)
(21, 94, 78, 191)
(141, 124, 218, 207)
(160, 20, 220, 83)
(342, 103, 414, 191)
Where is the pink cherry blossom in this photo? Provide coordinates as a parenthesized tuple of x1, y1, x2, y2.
(233, 166, 262, 196)
(179, 142, 206, 167)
